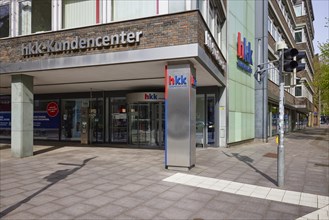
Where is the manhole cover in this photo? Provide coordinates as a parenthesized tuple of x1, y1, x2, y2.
(263, 152, 277, 158)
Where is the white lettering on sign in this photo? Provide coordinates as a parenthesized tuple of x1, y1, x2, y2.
(22, 31, 143, 56)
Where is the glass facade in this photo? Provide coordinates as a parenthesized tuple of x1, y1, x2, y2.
(112, 0, 156, 22)
(111, 97, 127, 143)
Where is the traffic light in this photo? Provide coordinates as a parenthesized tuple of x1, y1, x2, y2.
(295, 51, 306, 72)
(282, 48, 306, 73)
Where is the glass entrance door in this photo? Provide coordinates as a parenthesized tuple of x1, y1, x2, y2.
(128, 102, 164, 147)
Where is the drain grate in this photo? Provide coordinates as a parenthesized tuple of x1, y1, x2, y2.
(314, 163, 329, 167)
(263, 152, 277, 158)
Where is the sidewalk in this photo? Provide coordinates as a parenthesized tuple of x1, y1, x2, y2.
(0, 126, 328, 219)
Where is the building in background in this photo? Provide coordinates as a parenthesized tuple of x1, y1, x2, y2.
(255, 0, 315, 141)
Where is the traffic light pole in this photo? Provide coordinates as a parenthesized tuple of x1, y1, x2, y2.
(278, 49, 285, 187)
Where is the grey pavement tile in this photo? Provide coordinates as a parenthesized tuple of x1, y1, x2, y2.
(125, 205, 160, 219)
(0, 188, 25, 197)
(229, 210, 264, 219)
(144, 197, 176, 210)
(130, 189, 158, 200)
(191, 208, 229, 220)
(118, 183, 145, 192)
(61, 203, 96, 217)
(185, 191, 214, 203)
(173, 198, 206, 212)
(27, 202, 64, 216)
(238, 199, 271, 215)
(0, 182, 23, 191)
(205, 199, 238, 214)
(142, 184, 171, 193)
(214, 192, 244, 204)
(19, 182, 46, 191)
(268, 201, 300, 215)
(2, 211, 39, 220)
(158, 206, 193, 219)
(103, 189, 131, 199)
(168, 184, 196, 194)
(82, 195, 115, 207)
(264, 210, 283, 220)
(94, 183, 120, 192)
(53, 195, 85, 206)
(69, 183, 95, 192)
(299, 206, 317, 216)
(134, 179, 156, 186)
(92, 203, 126, 218)
(42, 211, 74, 220)
(75, 213, 108, 220)
(0, 202, 34, 217)
(114, 196, 144, 208)
(75, 188, 103, 199)
(0, 193, 27, 207)
(45, 187, 78, 197)
(158, 190, 186, 201)
(25, 194, 58, 206)
(114, 214, 138, 220)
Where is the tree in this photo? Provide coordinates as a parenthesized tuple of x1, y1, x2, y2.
(313, 42, 329, 118)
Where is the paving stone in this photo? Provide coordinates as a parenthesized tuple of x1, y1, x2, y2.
(103, 189, 131, 199)
(75, 188, 103, 198)
(26, 194, 58, 206)
(173, 198, 206, 212)
(2, 211, 39, 220)
(92, 203, 126, 218)
(115, 196, 144, 208)
(158, 206, 193, 219)
(53, 195, 85, 206)
(229, 210, 263, 219)
(144, 197, 176, 210)
(94, 183, 120, 192)
(125, 205, 160, 219)
(130, 189, 158, 200)
(60, 203, 96, 217)
(42, 211, 74, 220)
(191, 208, 229, 220)
(82, 195, 115, 207)
(118, 183, 145, 192)
(27, 202, 63, 216)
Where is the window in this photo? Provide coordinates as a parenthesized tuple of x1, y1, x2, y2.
(268, 17, 272, 33)
(294, 4, 303, 16)
(63, 0, 98, 29)
(169, 0, 185, 13)
(0, 3, 10, 38)
(295, 29, 303, 43)
(295, 86, 302, 96)
(284, 74, 291, 86)
(18, 0, 51, 35)
(113, 0, 156, 21)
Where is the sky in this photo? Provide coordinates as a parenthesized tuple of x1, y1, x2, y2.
(312, 0, 329, 54)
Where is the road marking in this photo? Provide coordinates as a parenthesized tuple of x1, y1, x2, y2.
(163, 173, 329, 209)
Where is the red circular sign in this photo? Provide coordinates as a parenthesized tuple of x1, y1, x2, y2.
(47, 102, 59, 117)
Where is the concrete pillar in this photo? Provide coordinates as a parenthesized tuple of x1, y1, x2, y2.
(11, 75, 34, 157)
(165, 62, 196, 170)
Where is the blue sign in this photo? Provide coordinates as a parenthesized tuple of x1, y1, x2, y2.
(0, 112, 60, 129)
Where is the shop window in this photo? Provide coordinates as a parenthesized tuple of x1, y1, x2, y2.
(112, 0, 156, 22)
(63, 0, 99, 29)
(295, 29, 303, 43)
(169, 0, 185, 13)
(111, 97, 127, 143)
(0, 4, 10, 38)
(18, 0, 51, 35)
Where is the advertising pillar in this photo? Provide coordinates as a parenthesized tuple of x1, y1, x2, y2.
(165, 62, 196, 170)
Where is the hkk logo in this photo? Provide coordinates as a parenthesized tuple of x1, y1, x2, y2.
(169, 75, 187, 87)
(144, 94, 158, 100)
(237, 32, 253, 65)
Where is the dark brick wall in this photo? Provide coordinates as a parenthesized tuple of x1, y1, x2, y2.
(0, 11, 225, 73)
